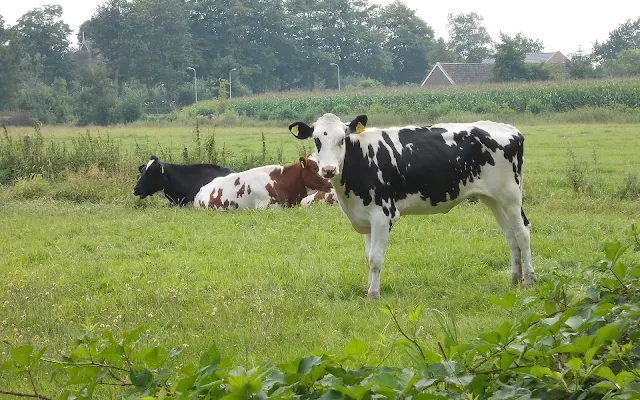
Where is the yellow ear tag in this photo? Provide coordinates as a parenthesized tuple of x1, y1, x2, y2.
(161, 165, 165, 174)
(300, 160, 305, 168)
(291, 125, 299, 136)
(356, 121, 365, 134)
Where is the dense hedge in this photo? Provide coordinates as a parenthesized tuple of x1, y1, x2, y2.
(228, 78, 640, 121)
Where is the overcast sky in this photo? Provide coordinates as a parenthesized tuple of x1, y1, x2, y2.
(2, 0, 639, 54)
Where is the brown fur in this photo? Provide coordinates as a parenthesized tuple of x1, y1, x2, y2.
(266, 158, 332, 206)
(208, 188, 225, 209)
(314, 190, 336, 204)
(208, 187, 239, 210)
(237, 183, 246, 198)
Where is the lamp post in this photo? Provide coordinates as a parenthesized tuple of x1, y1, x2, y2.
(186, 67, 197, 103)
(329, 62, 340, 91)
(229, 68, 237, 99)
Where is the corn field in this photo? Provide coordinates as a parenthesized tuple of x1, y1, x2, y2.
(228, 78, 640, 121)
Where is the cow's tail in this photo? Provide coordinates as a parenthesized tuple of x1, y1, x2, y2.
(518, 134, 530, 229)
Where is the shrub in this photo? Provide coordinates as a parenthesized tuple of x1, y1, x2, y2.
(113, 86, 145, 123)
(618, 173, 640, 200)
(473, 99, 500, 114)
(331, 103, 350, 116)
(526, 98, 544, 114)
(12, 175, 51, 199)
(271, 105, 297, 120)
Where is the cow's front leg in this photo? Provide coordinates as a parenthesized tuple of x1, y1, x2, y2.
(366, 214, 394, 299)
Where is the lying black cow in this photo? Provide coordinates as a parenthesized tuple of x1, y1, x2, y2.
(133, 156, 233, 206)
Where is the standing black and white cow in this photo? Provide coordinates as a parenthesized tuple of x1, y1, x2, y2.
(133, 156, 233, 206)
(289, 113, 533, 298)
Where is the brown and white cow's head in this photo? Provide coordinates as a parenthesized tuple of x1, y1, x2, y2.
(298, 157, 332, 193)
(289, 113, 367, 178)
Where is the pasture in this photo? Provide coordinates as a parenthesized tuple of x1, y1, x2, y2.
(0, 121, 639, 395)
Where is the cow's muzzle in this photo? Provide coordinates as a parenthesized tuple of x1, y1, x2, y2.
(133, 189, 147, 199)
(321, 166, 337, 178)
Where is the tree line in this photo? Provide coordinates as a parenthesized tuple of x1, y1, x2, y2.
(0, 0, 638, 125)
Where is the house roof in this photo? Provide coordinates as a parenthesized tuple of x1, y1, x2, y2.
(482, 51, 568, 64)
(421, 62, 494, 86)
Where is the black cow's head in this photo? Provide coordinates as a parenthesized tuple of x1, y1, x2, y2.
(133, 156, 168, 199)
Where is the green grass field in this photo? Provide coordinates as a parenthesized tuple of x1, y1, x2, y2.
(1, 121, 639, 396)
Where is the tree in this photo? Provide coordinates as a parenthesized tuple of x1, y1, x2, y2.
(429, 37, 456, 63)
(592, 17, 640, 62)
(492, 33, 546, 82)
(600, 49, 640, 77)
(0, 14, 23, 110)
(565, 47, 597, 79)
(78, 0, 130, 87)
(120, 0, 194, 92)
(11, 5, 72, 83)
(446, 12, 493, 62)
(74, 56, 117, 125)
(376, 1, 434, 84)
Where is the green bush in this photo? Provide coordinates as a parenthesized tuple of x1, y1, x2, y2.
(12, 175, 51, 199)
(331, 103, 350, 116)
(271, 105, 297, 120)
(113, 86, 145, 124)
(473, 99, 500, 114)
(526, 98, 544, 114)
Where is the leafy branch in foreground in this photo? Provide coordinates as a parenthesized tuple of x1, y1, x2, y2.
(1, 229, 639, 399)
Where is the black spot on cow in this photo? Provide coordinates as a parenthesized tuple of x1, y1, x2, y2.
(521, 208, 530, 227)
(314, 137, 322, 153)
(503, 135, 524, 184)
(341, 126, 522, 212)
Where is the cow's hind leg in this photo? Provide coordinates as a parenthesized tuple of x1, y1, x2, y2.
(480, 196, 522, 285)
(503, 203, 534, 286)
(364, 233, 373, 292)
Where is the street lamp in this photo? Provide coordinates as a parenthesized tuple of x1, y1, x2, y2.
(186, 67, 197, 103)
(229, 68, 237, 99)
(330, 62, 340, 91)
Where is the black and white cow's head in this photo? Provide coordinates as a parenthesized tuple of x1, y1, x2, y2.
(133, 156, 168, 199)
(289, 113, 367, 178)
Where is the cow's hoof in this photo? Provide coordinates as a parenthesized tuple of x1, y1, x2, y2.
(511, 273, 522, 286)
(367, 290, 380, 299)
(523, 272, 536, 288)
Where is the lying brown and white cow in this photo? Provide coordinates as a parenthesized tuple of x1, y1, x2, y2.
(194, 157, 332, 210)
(300, 188, 338, 207)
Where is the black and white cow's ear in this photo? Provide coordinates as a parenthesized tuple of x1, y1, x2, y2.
(347, 115, 368, 134)
(289, 122, 313, 140)
(138, 164, 145, 172)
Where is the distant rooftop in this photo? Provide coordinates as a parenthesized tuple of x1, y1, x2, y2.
(482, 51, 568, 64)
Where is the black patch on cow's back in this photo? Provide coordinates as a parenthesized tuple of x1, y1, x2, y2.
(341, 125, 521, 210)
